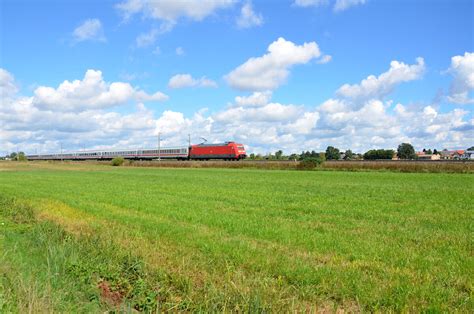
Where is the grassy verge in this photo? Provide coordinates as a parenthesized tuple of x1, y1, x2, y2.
(0, 197, 169, 312)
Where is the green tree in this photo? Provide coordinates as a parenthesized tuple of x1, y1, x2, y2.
(344, 149, 353, 160)
(467, 146, 474, 151)
(397, 143, 416, 159)
(17, 152, 27, 161)
(363, 149, 394, 160)
(325, 146, 340, 160)
(249, 153, 256, 160)
(275, 150, 283, 160)
(8, 152, 27, 161)
(433, 149, 439, 155)
(288, 153, 299, 161)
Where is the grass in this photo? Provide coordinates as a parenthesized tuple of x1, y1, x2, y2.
(323, 160, 474, 173)
(10, 159, 473, 173)
(0, 162, 473, 311)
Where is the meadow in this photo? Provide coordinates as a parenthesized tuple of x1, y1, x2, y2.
(0, 162, 472, 312)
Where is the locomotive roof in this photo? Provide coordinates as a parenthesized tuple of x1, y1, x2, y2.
(194, 142, 242, 147)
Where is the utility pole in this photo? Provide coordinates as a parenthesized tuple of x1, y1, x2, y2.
(158, 132, 161, 161)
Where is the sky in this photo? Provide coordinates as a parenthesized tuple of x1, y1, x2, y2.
(1, 0, 473, 155)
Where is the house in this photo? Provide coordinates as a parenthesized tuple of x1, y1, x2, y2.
(439, 149, 466, 160)
(416, 152, 441, 160)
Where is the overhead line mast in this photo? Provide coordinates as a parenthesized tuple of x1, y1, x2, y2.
(158, 132, 161, 161)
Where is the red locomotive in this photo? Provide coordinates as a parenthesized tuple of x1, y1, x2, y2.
(189, 142, 247, 160)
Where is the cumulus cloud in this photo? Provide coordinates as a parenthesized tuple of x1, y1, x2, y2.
(2, 58, 473, 157)
(234, 91, 272, 107)
(72, 19, 106, 43)
(236, 1, 263, 29)
(0, 69, 170, 156)
(336, 57, 425, 103)
(334, 0, 367, 12)
(447, 52, 474, 104)
(116, 0, 234, 23)
(33, 69, 168, 111)
(225, 37, 321, 91)
(168, 74, 217, 89)
(214, 102, 304, 123)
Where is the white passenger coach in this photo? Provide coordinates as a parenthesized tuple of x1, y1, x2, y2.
(27, 147, 189, 160)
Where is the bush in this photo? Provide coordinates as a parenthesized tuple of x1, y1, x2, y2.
(363, 149, 394, 160)
(111, 157, 125, 166)
(297, 157, 323, 170)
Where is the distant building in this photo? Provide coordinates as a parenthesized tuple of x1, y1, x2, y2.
(416, 151, 441, 160)
(440, 149, 467, 160)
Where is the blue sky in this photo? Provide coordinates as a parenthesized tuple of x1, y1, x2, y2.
(1, 0, 473, 155)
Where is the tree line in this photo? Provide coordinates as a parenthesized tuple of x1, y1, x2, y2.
(1, 152, 27, 161)
(247, 143, 437, 161)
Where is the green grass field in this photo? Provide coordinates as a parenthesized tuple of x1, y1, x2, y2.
(0, 162, 473, 312)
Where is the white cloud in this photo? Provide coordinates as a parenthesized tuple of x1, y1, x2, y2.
(135, 23, 174, 47)
(176, 47, 185, 56)
(336, 58, 425, 103)
(317, 54, 332, 64)
(136, 29, 159, 47)
(294, 0, 329, 7)
(117, 0, 235, 22)
(236, 1, 263, 29)
(294, 0, 366, 11)
(234, 91, 272, 107)
(334, 0, 367, 12)
(33, 69, 168, 111)
(168, 74, 217, 89)
(284, 112, 320, 135)
(214, 102, 304, 123)
(2, 57, 473, 157)
(72, 19, 106, 43)
(447, 52, 474, 104)
(225, 37, 321, 91)
(0, 68, 18, 100)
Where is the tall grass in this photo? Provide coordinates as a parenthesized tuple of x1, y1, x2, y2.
(6, 160, 472, 173)
(323, 160, 474, 173)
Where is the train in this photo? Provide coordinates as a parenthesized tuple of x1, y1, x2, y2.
(27, 141, 247, 161)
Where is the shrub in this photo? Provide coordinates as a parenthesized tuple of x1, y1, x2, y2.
(363, 149, 394, 160)
(297, 157, 323, 170)
(111, 157, 125, 166)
